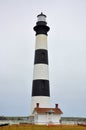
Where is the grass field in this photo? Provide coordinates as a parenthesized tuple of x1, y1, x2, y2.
(0, 124, 86, 130)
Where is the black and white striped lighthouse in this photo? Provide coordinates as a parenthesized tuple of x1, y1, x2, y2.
(31, 13, 50, 113)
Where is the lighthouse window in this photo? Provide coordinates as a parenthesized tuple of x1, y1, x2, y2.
(41, 52, 45, 59)
(38, 16, 46, 22)
(41, 80, 45, 89)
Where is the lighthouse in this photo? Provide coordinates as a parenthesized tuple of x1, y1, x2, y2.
(30, 13, 63, 124)
(31, 13, 50, 113)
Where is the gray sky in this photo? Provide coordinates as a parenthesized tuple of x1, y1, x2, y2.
(0, 0, 86, 117)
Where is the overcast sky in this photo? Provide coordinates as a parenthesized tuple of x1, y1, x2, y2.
(0, 0, 86, 117)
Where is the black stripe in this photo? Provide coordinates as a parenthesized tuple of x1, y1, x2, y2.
(32, 80, 50, 96)
(34, 25, 50, 35)
(37, 21, 47, 26)
(34, 49, 48, 64)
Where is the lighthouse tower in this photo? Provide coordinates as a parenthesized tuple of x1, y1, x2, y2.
(31, 13, 50, 113)
(30, 13, 63, 124)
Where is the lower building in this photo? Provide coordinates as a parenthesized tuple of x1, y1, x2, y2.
(32, 103, 63, 125)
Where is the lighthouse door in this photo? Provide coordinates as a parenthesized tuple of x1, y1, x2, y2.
(47, 112, 52, 123)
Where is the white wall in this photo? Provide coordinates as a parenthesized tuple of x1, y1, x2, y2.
(34, 113, 61, 124)
(52, 114, 61, 124)
(31, 97, 50, 114)
(0, 120, 20, 125)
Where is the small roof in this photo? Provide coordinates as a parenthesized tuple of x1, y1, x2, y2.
(33, 107, 63, 114)
(37, 12, 46, 18)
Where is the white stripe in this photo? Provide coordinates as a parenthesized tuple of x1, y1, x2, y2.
(35, 34, 48, 50)
(33, 64, 49, 80)
(31, 96, 50, 113)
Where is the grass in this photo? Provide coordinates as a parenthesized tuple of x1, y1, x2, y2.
(0, 124, 86, 130)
